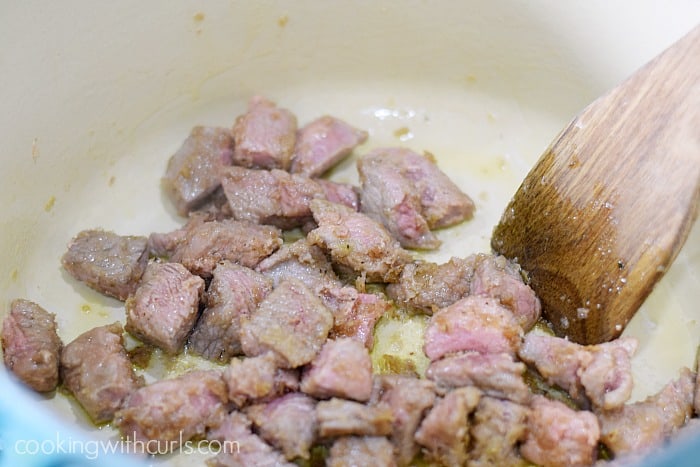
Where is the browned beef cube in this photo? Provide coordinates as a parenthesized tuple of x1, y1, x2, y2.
(162, 126, 234, 216)
(189, 262, 273, 362)
(125, 261, 204, 354)
(414, 386, 481, 466)
(328, 436, 397, 467)
(1, 299, 62, 392)
(424, 295, 523, 362)
(240, 278, 333, 368)
(301, 338, 373, 402)
(316, 179, 360, 212)
(61, 322, 142, 423)
(246, 393, 317, 460)
(469, 396, 530, 467)
(223, 353, 299, 407)
(317, 398, 394, 438)
(116, 370, 227, 452)
(307, 199, 412, 283)
(61, 229, 148, 300)
(520, 396, 600, 467)
(232, 96, 297, 170)
(326, 290, 390, 349)
(290, 115, 368, 177)
(426, 351, 531, 404)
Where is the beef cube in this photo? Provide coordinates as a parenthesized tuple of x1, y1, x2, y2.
(469, 396, 530, 467)
(371, 375, 437, 465)
(423, 295, 523, 362)
(232, 96, 297, 170)
(597, 368, 695, 457)
(61, 229, 148, 300)
(317, 398, 394, 437)
(245, 393, 317, 460)
(414, 387, 481, 466)
(316, 179, 360, 212)
(1, 299, 62, 392)
(579, 337, 637, 410)
(189, 262, 273, 362)
(162, 126, 234, 216)
(301, 338, 373, 402)
(240, 278, 333, 368)
(325, 290, 389, 349)
(223, 353, 299, 407)
(386, 257, 474, 314)
(291, 115, 368, 177)
(125, 261, 205, 354)
(520, 395, 600, 467)
(307, 199, 412, 283)
(207, 411, 295, 466)
(426, 351, 531, 404)
(115, 370, 227, 452)
(61, 322, 142, 423)
(328, 436, 397, 467)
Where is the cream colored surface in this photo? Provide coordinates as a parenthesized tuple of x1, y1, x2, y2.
(1, 1, 699, 464)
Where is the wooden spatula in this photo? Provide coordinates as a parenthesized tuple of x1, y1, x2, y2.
(491, 25, 700, 345)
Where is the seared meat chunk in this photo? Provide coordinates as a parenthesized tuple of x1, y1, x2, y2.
(597, 368, 694, 457)
(2, 299, 62, 392)
(414, 386, 481, 467)
(291, 115, 368, 177)
(223, 353, 299, 407)
(520, 395, 600, 467)
(116, 370, 227, 452)
(189, 262, 273, 362)
(307, 199, 412, 283)
(301, 338, 373, 401)
(61, 322, 142, 423)
(316, 179, 360, 212)
(328, 436, 397, 467)
(125, 261, 205, 354)
(246, 393, 317, 460)
(232, 96, 297, 170)
(240, 278, 334, 368)
(423, 295, 523, 362)
(61, 229, 148, 300)
(469, 396, 530, 467)
(426, 351, 531, 404)
(317, 398, 394, 437)
(518, 332, 637, 409)
(326, 290, 389, 349)
(162, 126, 234, 216)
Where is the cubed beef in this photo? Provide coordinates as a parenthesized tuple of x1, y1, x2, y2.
(61, 229, 148, 300)
(317, 398, 394, 438)
(125, 261, 205, 354)
(328, 436, 397, 467)
(307, 199, 412, 283)
(414, 386, 481, 466)
(371, 375, 437, 465)
(207, 411, 295, 467)
(469, 396, 530, 467)
(162, 126, 234, 216)
(316, 179, 360, 212)
(300, 338, 373, 402)
(426, 351, 531, 404)
(232, 96, 297, 170)
(223, 353, 299, 407)
(245, 393, 317, 460)
(189, 262, 273, 362)
(291, 115, 368, 177)
(325, 289, 389, 349)
(240, 278, 333, 368)
(597, 368, 695, 457)
(423, 295, 523, 362)
(61, 322, 142, 423)
(386, 257, 474, 314)
(115, 370, 227, 452)
(579, 337, 637, 410)
(520, 395, 600, 467)
(1, 299, 62, 392)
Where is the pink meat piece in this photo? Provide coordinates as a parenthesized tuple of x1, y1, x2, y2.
(328, 436, 397, 467)
(232, 96, 297, 170)
(291, 115, 368, 177)
(324, 289, 389, 349)
(223, 352, 299, 407)
(469, 396, 530, 467)
(316, 398, 394, 438)
(423, 295, 523, 361)
(315, 178, 360, 212)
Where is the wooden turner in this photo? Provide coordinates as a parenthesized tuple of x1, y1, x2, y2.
(491, 25, 700, 345)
